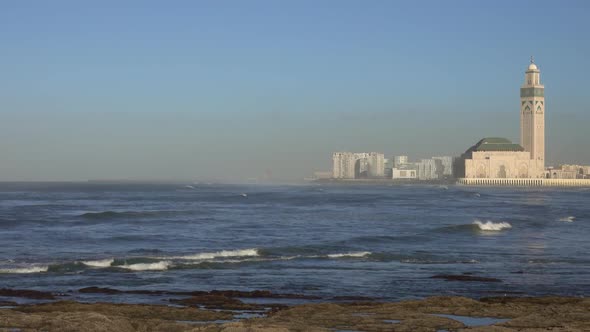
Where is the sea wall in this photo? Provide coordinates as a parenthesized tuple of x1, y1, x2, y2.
(457, 178, 590, 187)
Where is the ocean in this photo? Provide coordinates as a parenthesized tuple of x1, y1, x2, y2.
(1, 182, 589, 303)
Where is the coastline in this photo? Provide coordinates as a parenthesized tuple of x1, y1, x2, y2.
(1, 288, 588, 331)
(311, 178, 456, 185)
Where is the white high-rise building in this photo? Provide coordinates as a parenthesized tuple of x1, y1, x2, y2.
(367, 152, 385, 178)
(332, 152, 356, 179)
(432, 156, 453, 177)
(417, 159, 438, 180)
(332, 152, 385, 179)
(394, 156, 408, 168)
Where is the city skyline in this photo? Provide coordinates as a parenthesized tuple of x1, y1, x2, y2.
(1, 1, 589, 181)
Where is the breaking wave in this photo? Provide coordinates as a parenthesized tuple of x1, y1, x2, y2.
(119, 261, 171, 271)
(327, 252, 371, 258)
(82, 258, 114, 267)
(0, 266, 48, 274)
(558, 216, 575, 222)
(0, 248, 482, 274)
(0, 249, 380, 274)
(174, 248, 259, 260)
(401, 258, 479, 264)
(473, 220, 512, 231)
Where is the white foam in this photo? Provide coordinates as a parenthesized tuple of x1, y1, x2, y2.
(558, 216, 575, 222)
(177, 248, 259, 260)
(81, 258, 114, 268)
(0, 266, 48, 274)
(327, 251, 371, 258)
(120, 261, 171, 271)
(278, 255, 300, 260)
(182, 256, 298, 266)
(473, 220, 512, 231)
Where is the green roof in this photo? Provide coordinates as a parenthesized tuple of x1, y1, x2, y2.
(471, 137, 524, 152)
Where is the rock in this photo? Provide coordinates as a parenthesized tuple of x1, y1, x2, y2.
(205, 290, 320, 299)
(171, 294, 259, 310)
(0, 288, 55, 300)
(77, 287, 318, 299)
(479, 296, 584, 305)
(331, 295, 377, 301)
(0, 300, 18, 306)
(78, 287, 123, 294)
(2, 295, 590, 331)
(13, 300, 231, 321)
(1, 300, 233, 332)
(430, 274, 502, 282)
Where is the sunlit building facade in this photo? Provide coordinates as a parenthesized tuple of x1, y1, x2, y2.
(459, 59, 545, 179)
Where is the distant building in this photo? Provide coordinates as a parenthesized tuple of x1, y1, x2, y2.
(432, 156, 453, 177)
(384, 158, 393, 179)
(417, 159, 439, 180)
(547, 168, 577, 179)
(392, 168, 417, 179)
(547, 164, 590, 179)
(394, 156, 409, 168)
(384, 158, 392, 169)
(332, 152, 356, 179)
(367, 152, 385, 178)
(355, 155, 370, 178)
(332, 152, 385, 179)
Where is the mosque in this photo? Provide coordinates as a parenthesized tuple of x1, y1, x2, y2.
(456, 59, 590, 186)
(456, 58, 545, 180)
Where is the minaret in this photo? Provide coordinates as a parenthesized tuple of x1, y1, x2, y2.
(520, 56, 545, 176)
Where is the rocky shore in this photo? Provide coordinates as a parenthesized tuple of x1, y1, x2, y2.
(0, 288, 589, 331)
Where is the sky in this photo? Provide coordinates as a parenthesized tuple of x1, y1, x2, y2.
(1, 0, 589, 181)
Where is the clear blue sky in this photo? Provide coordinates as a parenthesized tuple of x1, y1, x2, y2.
(1, 0, 589, 181)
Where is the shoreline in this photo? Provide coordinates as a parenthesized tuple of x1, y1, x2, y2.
(1, 287, 588, 331)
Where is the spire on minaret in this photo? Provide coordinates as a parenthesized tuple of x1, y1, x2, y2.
(527, 56, 538, 72)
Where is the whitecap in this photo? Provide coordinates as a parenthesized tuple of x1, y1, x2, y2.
(473, 220, 512, 231)
(0, 266, 48, 274)
(327, 251, 371, 258)
(120, 261, 171, 271)
(279, 255, 302, 260)
(81, 258, 114, 268)
(558, 216, 575, 222)
(176, 248, 259, 260)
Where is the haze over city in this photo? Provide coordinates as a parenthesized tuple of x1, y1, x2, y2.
(1, 1, 589, 181)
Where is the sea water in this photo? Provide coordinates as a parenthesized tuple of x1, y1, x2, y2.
(0, 183, 588, 303)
